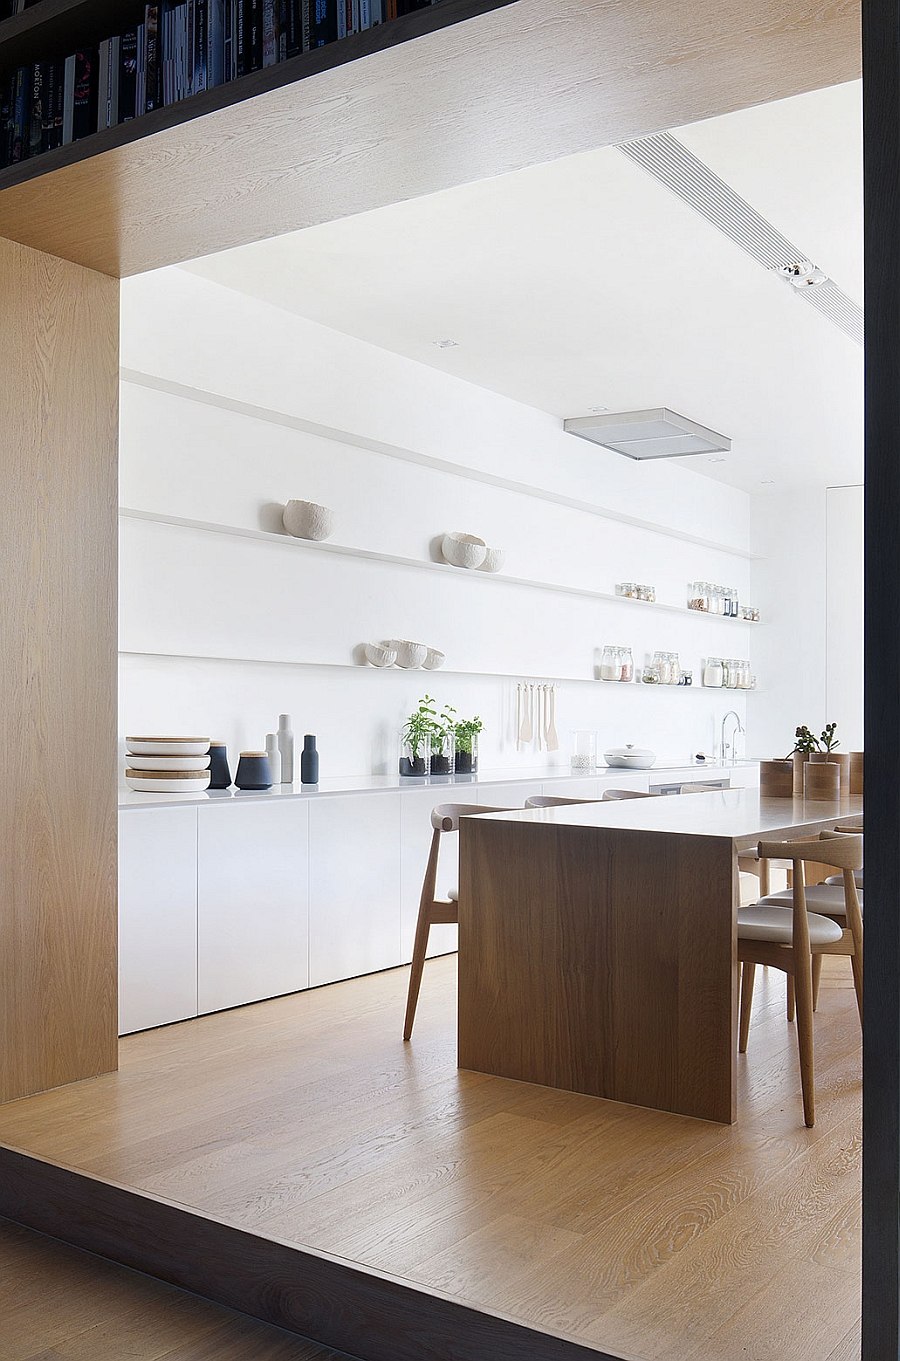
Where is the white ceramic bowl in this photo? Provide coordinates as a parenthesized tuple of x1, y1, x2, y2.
(422, 647, 445, 670)
(125, 771, 212, 793)
(603, 745, 657, 770)
(126, 754, 212, 772)
(442, 532, 487, 570)
(392, 639, 428, 669)
(478, 546, 505, 573)
(283, 500, 334, 541)
(365, 642, 398, 668)
(126, 737, 211, 757)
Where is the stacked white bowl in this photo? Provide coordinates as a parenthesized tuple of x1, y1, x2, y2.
(125, 737, 212, 793)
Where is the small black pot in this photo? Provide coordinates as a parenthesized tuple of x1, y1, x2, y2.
(399, 756, 428, 777)
(430, 755, 452, 775)
(455, 750, 477, 774)
(235, 751, 273, 789)
(208, 742, 232, 789)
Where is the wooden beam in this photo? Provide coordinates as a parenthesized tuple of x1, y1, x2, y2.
(0, 1146, 616, 1361)
(0, 236, 118, 1102)
(0, 0, 861, 278)
(862, 0, 900, 1353)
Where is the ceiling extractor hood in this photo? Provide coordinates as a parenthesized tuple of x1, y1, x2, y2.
(564, 408, 731, 461)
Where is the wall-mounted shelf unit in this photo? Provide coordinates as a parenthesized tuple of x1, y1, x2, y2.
(0, 0, 517, 192)
(119, 508, 762, 623)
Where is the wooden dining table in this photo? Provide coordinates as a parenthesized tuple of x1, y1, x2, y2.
(457, 788, 863, 1124)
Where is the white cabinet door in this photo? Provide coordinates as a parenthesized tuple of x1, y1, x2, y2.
(118, 808, 198, 1035)
(198, 800, 309, 1013)
(308, 793, 401, 986)
(400, 787, 463, 964)
(474, 781, 544, 810)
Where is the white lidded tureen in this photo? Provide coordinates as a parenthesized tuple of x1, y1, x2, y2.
(603, 744, 657, 770)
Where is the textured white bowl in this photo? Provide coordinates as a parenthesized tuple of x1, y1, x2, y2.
(392, 639, 428, 669)
(283, 500, 334, 541)
(125, 772, 212, 792)
(364, 642, 398, 667)
(442, 532, 487, 570)
(603, 745, 657, 770)
(422, 648, 445, 670)
(127, 754, 212, 771)
(126, 737, 211, 756)
(478, 546, 505, 573)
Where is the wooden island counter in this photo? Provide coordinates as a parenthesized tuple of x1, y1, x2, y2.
(457, 788, 862, 1123)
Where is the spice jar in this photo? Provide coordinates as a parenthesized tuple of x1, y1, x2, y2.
(600, 645, 621, 680)
(703, 656, 724, 687)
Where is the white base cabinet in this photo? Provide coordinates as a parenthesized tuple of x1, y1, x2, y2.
(198, 800, 309, 1013)
(308, 793, 401, 987)
(118, 808, 198, 1035)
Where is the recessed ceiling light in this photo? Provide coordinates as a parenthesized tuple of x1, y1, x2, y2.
(776, 260, 828, 289)
(433, 338, 459, 349)
(564, 409, 730, 461)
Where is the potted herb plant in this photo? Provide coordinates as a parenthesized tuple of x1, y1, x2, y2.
(430, 702, 457, 776)
(454, 715, 483, 775)
(400, 695, 437, 777)
(785, 723, 818, 796)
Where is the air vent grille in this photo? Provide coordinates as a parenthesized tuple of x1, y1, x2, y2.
(564, 408, 731, 460)
(618, 131, 862, 347)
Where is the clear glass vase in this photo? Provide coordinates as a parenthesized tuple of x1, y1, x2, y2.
(454, 733, 479, 776)
(399, 734, 430, 778)
(429, 732, 456, 777)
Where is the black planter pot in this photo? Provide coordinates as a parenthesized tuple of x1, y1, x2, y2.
(399, 756, 428, 777)
(455, 750, 477, 774)
(430, 755, 452, 775)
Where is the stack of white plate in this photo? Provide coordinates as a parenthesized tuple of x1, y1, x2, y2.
(125, 737, 212, 792)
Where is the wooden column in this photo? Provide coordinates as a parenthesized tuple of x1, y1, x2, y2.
(0, 236, 118, 1102)
(862, 0, 900, 1353)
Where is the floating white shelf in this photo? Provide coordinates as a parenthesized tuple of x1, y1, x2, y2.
(119, 508, 761, 624)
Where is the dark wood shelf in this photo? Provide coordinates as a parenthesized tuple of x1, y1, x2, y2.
(0, 0, 518, 193)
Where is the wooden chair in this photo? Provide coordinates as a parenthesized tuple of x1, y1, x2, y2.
(524, 795, 601, 808)
(760, 830, 864, 1011)
(601, 788, 658, 800)
(738, 834, 863, 1126)
(403, 802, 511, 1041)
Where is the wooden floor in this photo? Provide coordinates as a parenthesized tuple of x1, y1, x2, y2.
(0, 957, 861, 1361)
(0, 1218, 355, 1360)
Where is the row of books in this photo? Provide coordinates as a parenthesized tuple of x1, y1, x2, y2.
(1, 0, 442, 168)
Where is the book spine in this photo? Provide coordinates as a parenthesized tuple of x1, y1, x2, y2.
(337, 0, 345, 38)
(351, 0, 359, 32)
(26, 63, 41, 158)
(300, 0, 311, 50)
(97, 39, 109, 129)
(9, 67, 27, 162)
(249, 0, 263, 70)
(311, 0, 335, 45)
(61, 53, 75, 144)
(109, 36, 120, 125)
(144, 5, 160, 111)
(120, 28, 138, 119)
(71, 49, 97, 142)
(235, 0, 245, 74)
(262, 0, 277, 65)
(194, 0, 208, 92)
(208, 0, 225, 85)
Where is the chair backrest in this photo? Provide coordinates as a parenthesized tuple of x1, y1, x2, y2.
(758, 833, 863, 871)
(524, 795, 601, 809)
(430, 803, 512, 832)
(601, 788, 657, 801)
(834, 818, 864, 833)
(679, 782, 721, 793)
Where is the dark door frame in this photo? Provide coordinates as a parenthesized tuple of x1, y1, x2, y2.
(863, 0, 900, 1355)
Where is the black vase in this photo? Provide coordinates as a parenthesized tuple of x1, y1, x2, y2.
(208, 741, 232, 789)
(300, 734, 319, 785)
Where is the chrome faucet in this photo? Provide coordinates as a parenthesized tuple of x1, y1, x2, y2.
(721, 710, 744, 764)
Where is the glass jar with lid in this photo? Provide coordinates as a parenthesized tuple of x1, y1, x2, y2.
(599, 645, 620, 680)
(703, 656, 725, 687)
(620, 647, 634, 683)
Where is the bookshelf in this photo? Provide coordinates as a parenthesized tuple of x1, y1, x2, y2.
(0, 0, 518, 191)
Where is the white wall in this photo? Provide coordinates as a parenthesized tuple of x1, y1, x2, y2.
(749, 483, 863, 759)
(119, 268, 758, 779)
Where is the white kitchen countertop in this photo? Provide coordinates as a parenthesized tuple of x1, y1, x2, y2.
(118, 759, 760, 809)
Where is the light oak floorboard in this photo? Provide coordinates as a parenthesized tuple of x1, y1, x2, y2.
(0, 1219, 354, 1361)
(0, 957, 860, 1361)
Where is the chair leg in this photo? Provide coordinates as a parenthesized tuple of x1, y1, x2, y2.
(793, 957, 816, 1128)
(786, 975, 795, 1023)
(403, 910, 432, 1041)
(850, 950, 863, 1027)
(812, 953, 823, 1012)
(739, 961, 755, 1053)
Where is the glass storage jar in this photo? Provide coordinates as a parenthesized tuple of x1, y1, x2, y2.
(703, 656, 725, 687)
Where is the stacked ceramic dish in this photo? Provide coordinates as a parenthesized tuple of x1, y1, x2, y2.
(125, 737, 212, 792)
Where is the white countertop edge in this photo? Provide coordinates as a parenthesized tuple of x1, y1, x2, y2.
(118, 760, 760, 809)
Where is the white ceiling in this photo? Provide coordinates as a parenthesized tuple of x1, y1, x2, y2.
(182, 81, 863, 494)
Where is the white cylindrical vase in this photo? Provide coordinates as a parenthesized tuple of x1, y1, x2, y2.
(266, 733, 282, 785)
(277, 713, 294, 783)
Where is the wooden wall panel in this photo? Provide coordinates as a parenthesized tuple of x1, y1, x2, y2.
(0, 236, 119, 1102)
(0, 0, 861, 277)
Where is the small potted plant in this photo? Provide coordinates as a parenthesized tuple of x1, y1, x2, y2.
(454, 715, 483, 775)
(400, 695, 436, 777)
(785, 723, 823, 796)
(430, 702, 457, 776)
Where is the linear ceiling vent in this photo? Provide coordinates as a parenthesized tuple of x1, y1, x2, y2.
(563, 408, 731, 461)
